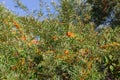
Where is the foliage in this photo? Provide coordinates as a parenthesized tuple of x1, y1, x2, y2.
(12, 0, 120, 27)
(87, 0, 120, 27)
(0, 4, 120, 80)
(59, 0, 120, 28)
(59, 0, 92, 25)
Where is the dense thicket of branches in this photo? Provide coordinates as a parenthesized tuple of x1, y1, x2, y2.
(87, 0, 120, 27)
(60, 0, 120, 27)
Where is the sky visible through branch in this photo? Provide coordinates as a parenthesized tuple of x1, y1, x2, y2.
(0, 0, 59, 20)
(0, 0, 115, 28)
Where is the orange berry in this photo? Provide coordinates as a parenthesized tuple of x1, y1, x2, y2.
(66, 32, 75, 37)
(64, 50, 69, 55)
(52, 36, 57, 40)
(13, 21, 20, 29)
(21, 35, 27, 41)
(100, 44, 109, 49)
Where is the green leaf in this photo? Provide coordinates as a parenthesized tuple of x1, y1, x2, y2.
(105, 56, 109, 64)
(110, 65, 114, 72)
(109, 55, 113, 60)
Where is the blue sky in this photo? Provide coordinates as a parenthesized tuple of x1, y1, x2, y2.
(0, 0, 59, 18)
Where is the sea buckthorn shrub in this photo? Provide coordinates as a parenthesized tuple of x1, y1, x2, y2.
(0, 5, 120, 80)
